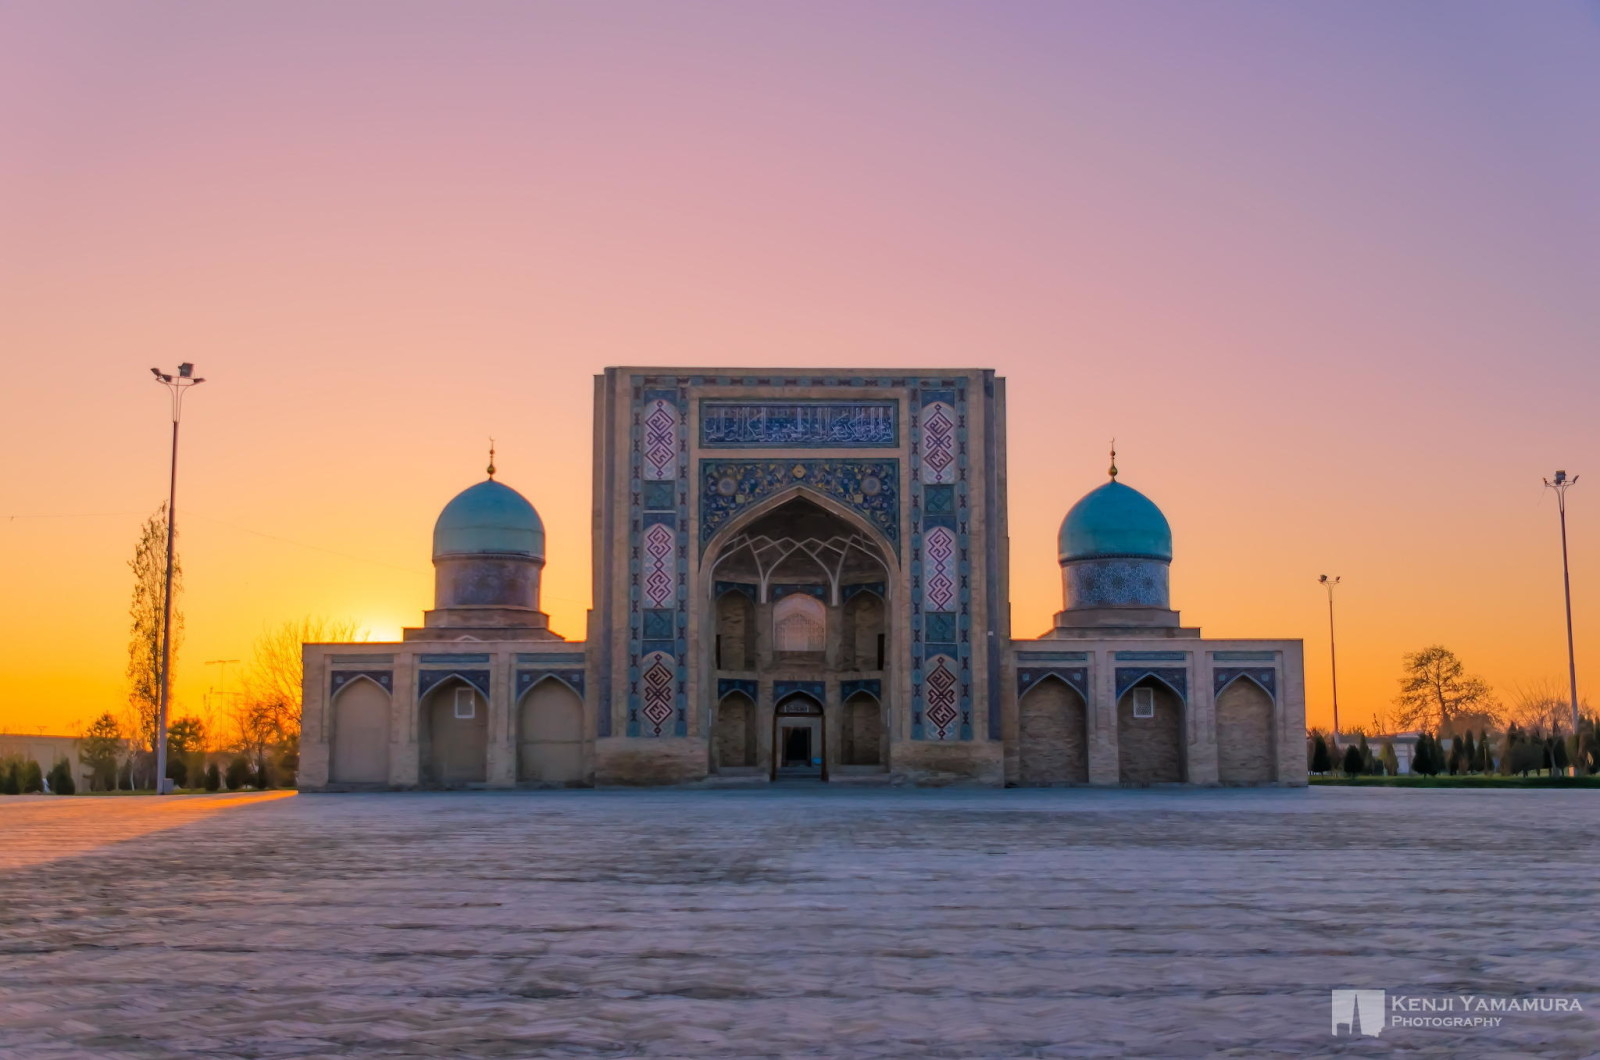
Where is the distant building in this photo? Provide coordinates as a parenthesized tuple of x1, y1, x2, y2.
(0, 734, 93, 790)
(299, 368, 1306, 789)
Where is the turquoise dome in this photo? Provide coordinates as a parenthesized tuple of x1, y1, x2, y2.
(433, 480, 545, 559)
(1059, 480, 1172, 562)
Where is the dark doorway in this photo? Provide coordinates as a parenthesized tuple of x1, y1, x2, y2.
(771, 693, 825, 780)
(782, 725, 812, 767)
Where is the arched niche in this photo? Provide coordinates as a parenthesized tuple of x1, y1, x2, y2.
(1215, 676, 1276, 784)
(330, 676, 390, 785)
(420, 677, 488, 786)
(840, 691, 885, 767)
(1018, 676, 1088, 785)
(840, 591, 886, 672)
(773, 594, 826, 654)
(715, 591, 756, 671)
(517, 677, 585, 785)
(1116, 676, 1185, 784)
(712, 691, 757, 770)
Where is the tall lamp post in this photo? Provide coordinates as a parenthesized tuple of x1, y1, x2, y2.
(1319, 575, 1341, 743)
(151, 364, 205, 794)
(1543, 471, 1580, 751)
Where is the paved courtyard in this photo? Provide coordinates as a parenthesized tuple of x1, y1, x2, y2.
(1, 787, 1595, 1058)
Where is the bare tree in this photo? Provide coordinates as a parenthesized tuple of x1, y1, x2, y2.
(228, 617, 366, 784)
(1506, 679, 1589, 735)
(241, 617, 366, 745)
(126, 505, 182, 756)
(1393, 645, 1498, 735)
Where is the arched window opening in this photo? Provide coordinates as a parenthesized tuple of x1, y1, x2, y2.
(773, 594, 826, 653)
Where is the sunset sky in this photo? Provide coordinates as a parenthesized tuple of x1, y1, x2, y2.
(2, 1, 1596, 736)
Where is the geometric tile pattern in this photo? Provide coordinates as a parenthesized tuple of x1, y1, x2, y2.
(911, 383, 972, 741)
(643, 398, 679, 481)
(642, 522, 676, 609)
(923, 655, 961, 740)
(1064, 557, 1170, 609)
(628, 381, 688, 739)
(920, 401, 956, 484)
(923, 525, 957, 612)
(639, 652, 676, 737)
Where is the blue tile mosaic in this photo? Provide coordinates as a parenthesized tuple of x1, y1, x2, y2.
(700, 401, 898, 448)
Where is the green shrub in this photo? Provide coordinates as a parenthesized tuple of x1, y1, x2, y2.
(204, 762, 221, 791)
(21, 760, 44, 793)
(47, 759, 76, 795)
(224, 756, 250, 791)
(0, 759, 20, 795)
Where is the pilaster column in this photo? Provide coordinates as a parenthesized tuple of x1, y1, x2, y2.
(391, 652, 420, 787)
(486, 650, 516, 787)
(1087, 650, 1120, 784)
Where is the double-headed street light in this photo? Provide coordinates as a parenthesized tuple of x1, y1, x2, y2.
(151, 363, 205, 794)
(1319, 575, 1341, 744)
(1543, 471, 1581, 752)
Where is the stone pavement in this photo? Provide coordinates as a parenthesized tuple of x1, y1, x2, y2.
(0, 787, 1595, 1058)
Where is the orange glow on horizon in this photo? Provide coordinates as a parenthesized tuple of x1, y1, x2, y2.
(1, 3, 1594, 737)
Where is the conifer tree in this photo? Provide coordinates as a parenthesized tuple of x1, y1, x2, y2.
(1342, 744, 1364, 778)
(1310, 732, 1331, 775)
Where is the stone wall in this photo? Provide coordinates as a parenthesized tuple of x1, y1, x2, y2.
(594, 737, 708, 785)
(517, 680, 586, 784)
(1215, 679, 1275, 784)
(1116, 682, 1184, 784)
(841, 694, 884, 765)
(712, 695, 756, 768)
(1018, 678, 1088, 784)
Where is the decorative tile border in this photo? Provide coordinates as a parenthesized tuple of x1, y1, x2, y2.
(1214, 667, 1276, 700)
(699, 400, 898, 448)
(1017, 667, 1088, 697)
(330, 670, 392, 695)
(699, 459, 900, 550)
(1115, 667, 1188, 702)
(417, 669, 491, 698)
(773, 680, 826, 704)
(516, 669, 585, 698)
(840, 679, 882, 700)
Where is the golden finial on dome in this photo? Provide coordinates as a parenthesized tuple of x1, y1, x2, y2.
(487, 438, 496, 480)
(1108, 438, 1118, 480)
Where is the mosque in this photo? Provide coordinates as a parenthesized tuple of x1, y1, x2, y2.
(299, 368, 1305, 789)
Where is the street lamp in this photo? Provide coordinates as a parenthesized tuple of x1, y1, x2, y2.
(1542, 471, 1580, 755)
(1319, 575, 1341, 744)
(150, 363, 205, 794)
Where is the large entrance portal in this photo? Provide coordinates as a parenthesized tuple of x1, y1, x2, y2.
(773, 694, 825, 780)
(707, 493, 891, 783)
